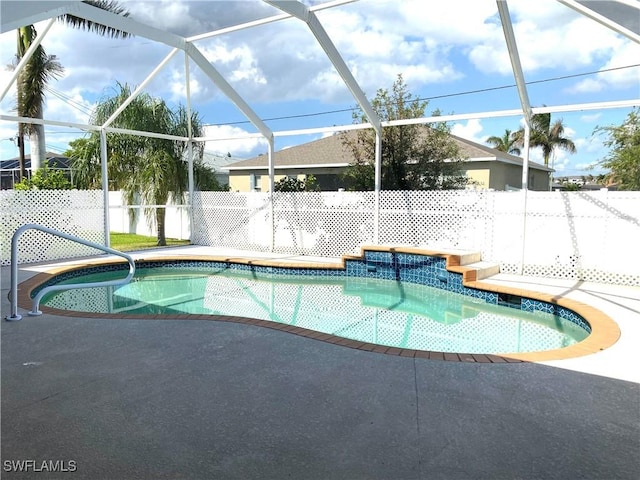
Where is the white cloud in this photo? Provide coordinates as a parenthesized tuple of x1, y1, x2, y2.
(0, 123, 20, 160)
(551, 155, 570, 172)
(169, 69, 198, 103)
(527, 148, 544, 165)
(42, 87, 95, 125)
(202, 125, 268, 158)
(567, 42, 640, 93)
(573, 134, 604, 155)
(563, 126, 577, 139)
(574, 161, 599, 171)
(123, 0, 275, 37)
(580, 113, 602, 123)
(451, 119, 485, 144)
(468, 2, 626, 76)
(199, 41, 267, 93)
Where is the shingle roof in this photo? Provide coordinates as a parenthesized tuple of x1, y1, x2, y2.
(226, 130, 552, 172)
(0, 152, 72, 170)
(226, 133, 353, 169)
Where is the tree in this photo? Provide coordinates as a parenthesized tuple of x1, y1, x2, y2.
(14, 26, 64, 179)
(560, 181, 581, 191)
(70, 83, 222, 245)
(14, 164, 73, 190)
(594, 108, 640, 190)
(13, 1, 130, 177)
(486, 129, 521, 155)
(513, 112, 576, 167)
(341, 74, 469, 191)
(64, 138, 102, 189)
(274, 174, 319, 192)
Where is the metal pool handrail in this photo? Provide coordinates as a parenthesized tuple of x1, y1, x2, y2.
(5, 224, 136, 321)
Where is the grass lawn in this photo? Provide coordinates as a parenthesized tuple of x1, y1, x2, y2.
(110, 232, 190, 252)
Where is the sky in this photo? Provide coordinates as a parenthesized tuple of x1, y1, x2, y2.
(1, 0, 639, 177)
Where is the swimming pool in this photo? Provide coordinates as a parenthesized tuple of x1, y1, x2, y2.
(24, 247, 618, 361)
(39, 265, 589, 355)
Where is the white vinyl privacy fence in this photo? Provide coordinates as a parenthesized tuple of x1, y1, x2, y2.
(108, 191, 190, 240)
(2, 189, 639, 285)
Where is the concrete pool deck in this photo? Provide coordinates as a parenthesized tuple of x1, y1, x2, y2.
(2, 246, 639, 479)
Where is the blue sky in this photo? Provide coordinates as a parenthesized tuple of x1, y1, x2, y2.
(1, 0, 639, 177)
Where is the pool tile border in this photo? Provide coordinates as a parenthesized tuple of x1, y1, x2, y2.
(14, 246, 621, 363)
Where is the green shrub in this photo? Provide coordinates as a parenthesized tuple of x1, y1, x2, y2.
(14, 165, 73, 190)
(274, 174, 320, 192)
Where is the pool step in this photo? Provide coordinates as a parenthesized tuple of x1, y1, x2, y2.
(358, 246, 499, 281)
(458, 252, 482, 266)
(460, 260, 501, 281)
(413, 247, 482, 267)
(422, 248, 500, 281)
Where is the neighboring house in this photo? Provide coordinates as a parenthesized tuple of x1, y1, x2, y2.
(0, 152, 73, 189)
(226, 132, 553, 192)
(201, 151, 244, 187)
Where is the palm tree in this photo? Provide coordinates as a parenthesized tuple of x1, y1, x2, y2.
(14, 1, 130, 178)
(486, 129, 521, 155)
(14, 26, 64, 179)
(75, 83, 217, 246)
(513, 112, 576, 167)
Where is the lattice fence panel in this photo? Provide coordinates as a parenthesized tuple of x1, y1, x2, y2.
(272, 191, 374, 257)
(378, 190, 491, 251)
(3, 189, 639, 285)
(1, 190, 105, 266)
(192, 191, 272, 252)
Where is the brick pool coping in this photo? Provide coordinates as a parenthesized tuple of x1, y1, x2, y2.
(15, 246, 621, 363)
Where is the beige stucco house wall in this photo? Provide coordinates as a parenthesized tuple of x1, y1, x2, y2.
(463, 162, 550, 191)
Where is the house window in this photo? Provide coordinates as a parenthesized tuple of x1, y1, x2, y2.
(253, 174, 262, 192)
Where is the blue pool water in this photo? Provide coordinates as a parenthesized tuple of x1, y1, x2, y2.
(40, 265, 589, 354)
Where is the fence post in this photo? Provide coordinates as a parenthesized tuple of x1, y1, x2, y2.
(100, 129, 111, 247)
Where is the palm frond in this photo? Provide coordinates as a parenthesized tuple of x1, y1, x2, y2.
(58, 1, 132, 39)
(15, 29, 64, 133)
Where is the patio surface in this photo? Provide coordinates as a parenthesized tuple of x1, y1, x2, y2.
(2, 246, 639, 479)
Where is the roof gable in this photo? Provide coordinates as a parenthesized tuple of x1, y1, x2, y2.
(227, 133, 353, 169)
(227, 129, 552, 172)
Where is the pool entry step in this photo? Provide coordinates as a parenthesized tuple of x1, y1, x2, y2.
(361, 248, 500, 283)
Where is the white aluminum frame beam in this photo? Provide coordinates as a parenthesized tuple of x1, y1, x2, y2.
(496, 0, 533, 124)
(557, 0, 640, 43)
(0, 114, 101, 131)
(100, 129, 110, 246)
(0, 1, 78, 33)
(185, 53, 195, 227)
(497, 0, 533, 190)
(4, 98, 637, 142)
